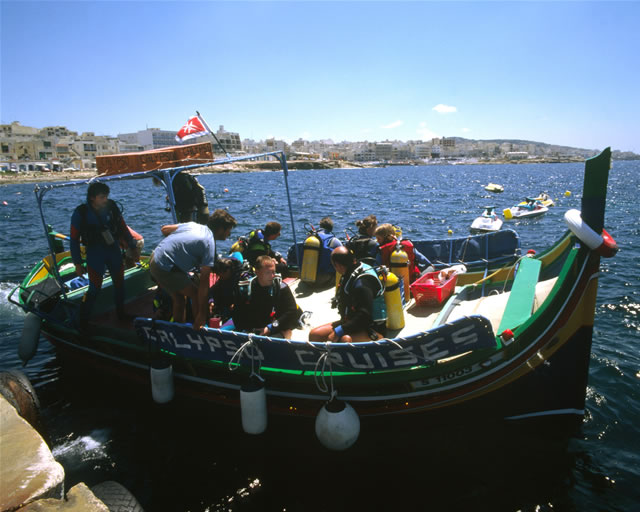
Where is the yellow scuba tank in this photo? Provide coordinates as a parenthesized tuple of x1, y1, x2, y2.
(390, 244, 410, 301)
(384, 271, 405, 330)
(301, 234, 321, 283)
(231, 237, 246, 254)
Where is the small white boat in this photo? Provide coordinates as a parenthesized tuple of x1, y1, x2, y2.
(484, 183, 504, 193)
(470, 206, 503, 233)
(504, 198, 549, 220)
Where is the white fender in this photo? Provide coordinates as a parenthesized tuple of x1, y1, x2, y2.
(150, 361, 174, 404)
(19, 312, 42, 365)
(315, 399, 360, 451)
(564, 209, 618, 257)
(240, 375, 267, 434)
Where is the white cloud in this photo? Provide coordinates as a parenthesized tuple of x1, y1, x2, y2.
(432, 104, 457, 114)
(462, 127, 470, 133)
(417, 122, 439, 140)
(381, 120, 403, 129)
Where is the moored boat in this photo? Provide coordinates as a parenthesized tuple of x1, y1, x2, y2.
(484, 182, 504, 193)
(504, 198, 549, 220)
(470, 206, 503, 233)
(9, 147, 617, 450)
(519, 192, 555, 208)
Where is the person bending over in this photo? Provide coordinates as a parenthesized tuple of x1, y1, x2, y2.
(149, 209, 237, 329)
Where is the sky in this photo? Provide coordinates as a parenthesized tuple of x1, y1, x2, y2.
(1, 1, 639, 153)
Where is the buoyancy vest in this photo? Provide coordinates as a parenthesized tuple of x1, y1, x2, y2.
(346, 234, 377, 260)
(173, 173, 207, 210)
(379, 239, 420, 280)
(341, 262, 386, 323)
(316, 230, 336, 274)
(77, 200, 124, 247)
(247, 230, 271, 256)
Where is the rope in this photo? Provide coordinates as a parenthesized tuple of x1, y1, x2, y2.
(228, 334, 261, 376)
(313, 343, 336, 399)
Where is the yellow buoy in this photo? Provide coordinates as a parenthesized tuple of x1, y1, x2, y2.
(447, 229, 453, 235)
(384, 272, 405, 330)
(564, 190, 571, 197)
(503, 208, 513, 220)
(390, 245, 410, 301)
(301, 235, 321, 283)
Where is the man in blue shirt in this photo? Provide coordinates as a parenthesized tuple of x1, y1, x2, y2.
(149, 209, 237, 329)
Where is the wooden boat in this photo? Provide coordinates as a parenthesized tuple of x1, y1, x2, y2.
(484, 182, 504, 193)
(469, 206, 503, 233)
(10, 147, 617, 449)
(504, 198, 549, 220)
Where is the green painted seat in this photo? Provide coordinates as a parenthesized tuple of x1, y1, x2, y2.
(497, 257, 542, 334)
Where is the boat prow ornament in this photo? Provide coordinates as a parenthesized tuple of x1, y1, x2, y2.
(564, 209, 618, 257)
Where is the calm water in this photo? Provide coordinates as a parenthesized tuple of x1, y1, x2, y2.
(1, 161, 639, 511)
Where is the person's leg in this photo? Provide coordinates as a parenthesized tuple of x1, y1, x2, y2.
(104, 247, 127, 320)
(308, 323, 334, 341)
(78, 249, 106, 329)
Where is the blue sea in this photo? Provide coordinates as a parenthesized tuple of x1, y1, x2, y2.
(1, 161, 639, 511)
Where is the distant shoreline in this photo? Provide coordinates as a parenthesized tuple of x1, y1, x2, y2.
(1, 156, 636, 186)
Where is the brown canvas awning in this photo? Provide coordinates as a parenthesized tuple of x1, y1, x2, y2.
(96, 142, 213, 176)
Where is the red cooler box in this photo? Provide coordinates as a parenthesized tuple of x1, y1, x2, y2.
(410, 271, 458, 306)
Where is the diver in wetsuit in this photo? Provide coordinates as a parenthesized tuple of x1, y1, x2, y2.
(70, 182, 138, 331)
(232, 255, 301, 338)
(308, 246, 387, 342)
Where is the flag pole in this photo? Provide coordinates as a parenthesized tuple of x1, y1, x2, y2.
(196, 111, 230, 158)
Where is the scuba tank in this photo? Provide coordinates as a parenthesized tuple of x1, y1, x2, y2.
(301, 233, 321, 283)
(390, 243, 410, 302)
(383, 271, 405, 330)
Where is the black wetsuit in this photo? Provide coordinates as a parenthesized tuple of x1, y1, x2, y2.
(232, 278, 300, 334)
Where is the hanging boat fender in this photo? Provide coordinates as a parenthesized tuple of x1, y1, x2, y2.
(150, 359, 174, 404)
(240, 373, 267, 434)
(301, 234, 321, 283)
(315, 397, 360, 451)
(19, 312, 42, 365)
(564, 209, 618, 257)
(384, 271, 405, 330)
(0, 370, 43, 436)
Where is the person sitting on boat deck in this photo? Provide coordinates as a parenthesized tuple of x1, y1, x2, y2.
(70, 182, 140, 331)
(345, 214, 378, 264)
(232, 255, 302, 338)
(308, 246, 386, 343)
(374, 223, 431, 282)
(120, 225, 144, 269)
(243, 221, 288, 274)
(312, 216, 343, 286)
(153, 173, 209, 224)
(208, 255, 247, 324)
(149, 209, 237, 330)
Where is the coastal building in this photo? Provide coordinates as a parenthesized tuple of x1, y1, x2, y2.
(117, 128, 176, 150)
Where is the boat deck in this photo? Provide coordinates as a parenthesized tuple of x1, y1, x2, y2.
(287, 276, 557, 341)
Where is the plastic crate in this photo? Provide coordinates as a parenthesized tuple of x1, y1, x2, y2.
(410, 271, 458, 306)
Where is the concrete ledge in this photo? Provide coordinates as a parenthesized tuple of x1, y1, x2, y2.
(17, 483, 108, 512)
(0, 395, 64, 511)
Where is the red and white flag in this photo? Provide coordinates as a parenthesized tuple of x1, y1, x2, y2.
(175, 115, 209, 142)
